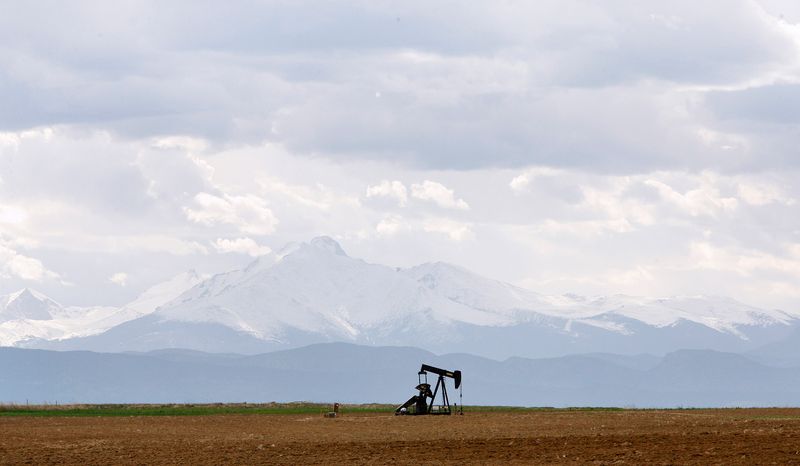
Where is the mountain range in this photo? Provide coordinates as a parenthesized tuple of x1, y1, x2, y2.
(2, 236, 798, 361)
(3, 343, 800, 408)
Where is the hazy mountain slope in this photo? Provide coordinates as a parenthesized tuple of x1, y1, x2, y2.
(0, 289, 118, 346)
(431, 316, 798, 360)
(0, 272, 205, 347)
(3, 344, 800, 407)
(403, 261, 555, 318)
(29, 315, 286, 354)
(121, 270, 207, 316)
(747, 328, 800, 367)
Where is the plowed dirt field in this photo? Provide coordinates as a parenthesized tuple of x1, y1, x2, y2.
(2, 408, 800, 464)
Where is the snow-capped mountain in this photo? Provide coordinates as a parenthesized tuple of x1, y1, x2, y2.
(20, 236, 797, 358)
(124, 270, 206, 315)
(159, 237, 511, 339)
(0, 271, 205, 346)
(94, 270, 207, 327)
(0, 288, 117, 346)
(0, 288, 63, 322)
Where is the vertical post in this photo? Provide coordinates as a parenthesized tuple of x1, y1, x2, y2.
(459, 382, 463, 415)
(441, 382, 450, 414)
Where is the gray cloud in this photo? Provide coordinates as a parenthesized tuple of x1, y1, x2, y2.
(707, 84, 800, 124)
(1, 1, 797, 172)
(540, 1, 795, 86)
(0, 132, 152, 214)
(1, 1, 800, 310)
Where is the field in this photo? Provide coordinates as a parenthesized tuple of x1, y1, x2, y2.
(2, 405, 800, 464)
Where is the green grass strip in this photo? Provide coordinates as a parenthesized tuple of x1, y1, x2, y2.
(0, 403, 395, 417)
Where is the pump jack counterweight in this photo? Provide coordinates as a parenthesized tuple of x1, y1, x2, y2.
(395, 364, 462, 415)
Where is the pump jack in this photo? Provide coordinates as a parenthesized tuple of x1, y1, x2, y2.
(395, 364, 462, 415)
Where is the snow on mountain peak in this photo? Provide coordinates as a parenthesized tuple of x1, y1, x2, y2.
(0, 288, 62, 322)
(309, 236, 347, 256)
(3, 237, 798, 354)
(404, 261, 551, 317)
(8, 288, 53, 303)
(266, 237, 346, 266)
(0, 271, 209, 347)
(124, 270, 208, 315)
(154, 242, 798, 345)
(579, 294, 795, 331)
(243, 254, 277, 273)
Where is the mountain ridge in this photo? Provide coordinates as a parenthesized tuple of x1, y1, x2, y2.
(3, 236, 798, 358)
(3, 343, 800, 407)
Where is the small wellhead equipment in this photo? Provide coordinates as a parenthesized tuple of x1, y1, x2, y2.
(395, 364, 463, 415)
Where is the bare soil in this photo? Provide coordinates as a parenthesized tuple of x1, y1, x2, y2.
(2, 408, 800, 464)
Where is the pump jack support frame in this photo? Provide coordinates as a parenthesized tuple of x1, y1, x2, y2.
(395, 364, 462, 416)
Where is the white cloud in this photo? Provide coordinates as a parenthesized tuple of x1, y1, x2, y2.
(0, 128, 54, 151)
(366, 180, 408, 207)
(537, 218, 635, 237)
(644, 176, 738, 218)
(260, 178, 360, 211)
(688, 241, 800, 277)
(135, 150, 216, 202)
(411, 181, 469, 210)
(0, 243, 58, 281)
(184, 192, 278, 235)
(695, 127, 749, 152)
(605, 265, 657, 286)
(0, 205, 28, 225)
(375, 215, 408, 236)
(213, 237, 272, 257)
(422, 218, 474, 241)
(57, 235, 210, 256)
(108, 272, 128, 287)
(151, 136, 209, 152)
(579, 179, 656, 228)
(737, 181, 795, 206)
(509, 167, 563, 193)
(0, 3, 799, 310)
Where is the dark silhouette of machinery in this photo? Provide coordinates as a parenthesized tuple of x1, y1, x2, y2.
(395, 364, 462, 415)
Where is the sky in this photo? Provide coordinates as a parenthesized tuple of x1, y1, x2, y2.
(0, 0, 799, 311)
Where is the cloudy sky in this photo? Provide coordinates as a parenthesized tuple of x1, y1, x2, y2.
(1, 0, 799, 310)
